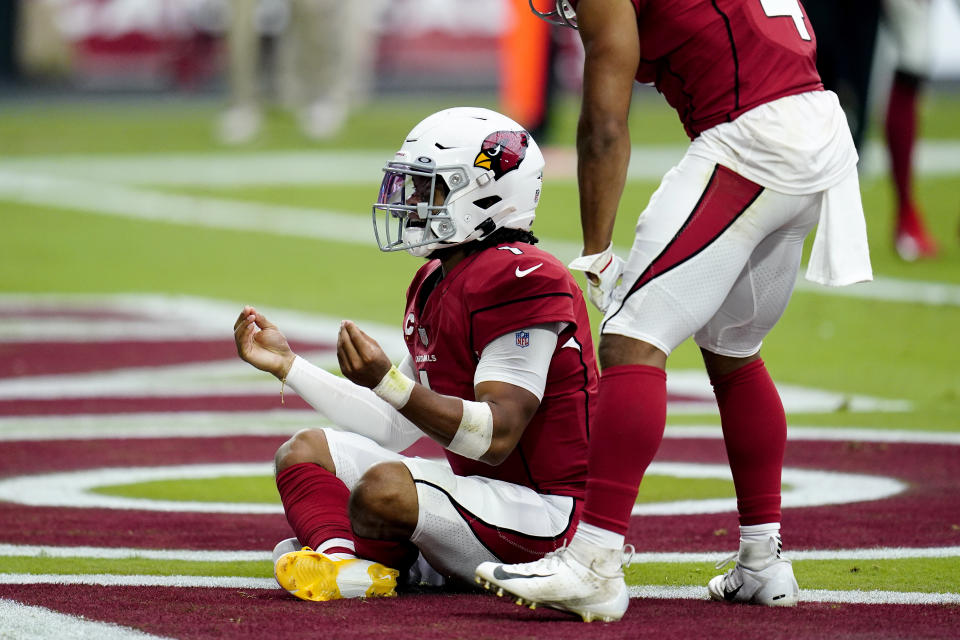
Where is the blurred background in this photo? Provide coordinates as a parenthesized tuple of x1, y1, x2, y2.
(1, 0, 959, 146)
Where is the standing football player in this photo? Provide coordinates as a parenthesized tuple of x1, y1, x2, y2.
(234, 107, 599, 601)
(476, 0, 872, 621)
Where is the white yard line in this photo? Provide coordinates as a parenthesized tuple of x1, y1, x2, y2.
(669, 425, 960, 445)
(0, 411, 326, 441)
(0, 575, 955, 605)
(4, 544, 958, 564)
(0, 170, 373, 245)
(1, 140, 957, 184)
(0, 463, 282, 514)
(1, 169, 958, 308)
(0, 293, 913, 415)
(631, 464, 904, 516)
(0, 598, 172, 640)
(0, 574, 277, 589)
(630, 546, 960, 564)
(0, 461, 906, 516)
(3, 414, 955, 444)
(627, 585, 960, 605)
(0, 544, 268, 562)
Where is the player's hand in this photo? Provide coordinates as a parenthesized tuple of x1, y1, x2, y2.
(568, 244, 625, 312)
(234, 306, 295, 380)
(337, 320, 392, 389)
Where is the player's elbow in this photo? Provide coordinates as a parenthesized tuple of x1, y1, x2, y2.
(480, 439, 511, 466)
(578, 112, 628, 155)
(480, 426, 525, 466)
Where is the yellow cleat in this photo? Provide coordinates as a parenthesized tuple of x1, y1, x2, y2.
(274, 547, 399, 602)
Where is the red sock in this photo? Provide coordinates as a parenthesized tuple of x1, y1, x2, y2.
(885, 70, 921, 216)
(275, 462, 355, 556)
(582, 364, 667, 536)
(711, 359, 784, 526)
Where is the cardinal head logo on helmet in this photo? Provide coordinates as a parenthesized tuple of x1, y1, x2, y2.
(474, 130, 529, 180)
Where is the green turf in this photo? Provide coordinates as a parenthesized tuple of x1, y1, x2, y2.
(633, 475, 735, 503)
(0, 556, 270, 578)
(0, 97, 501, 155)
(92, 476, 280, 504)
(89, 474, 738, 505)
(2, 554, 956, 594)
(4, 91, 957, 153)
(625, 557, 960, 594)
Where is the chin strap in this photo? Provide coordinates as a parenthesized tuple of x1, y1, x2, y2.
(567, 243, 625, 312)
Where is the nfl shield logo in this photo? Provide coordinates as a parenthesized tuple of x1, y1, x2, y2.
(515, 330, 530, 348)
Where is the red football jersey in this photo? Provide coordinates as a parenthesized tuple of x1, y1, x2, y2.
(402, 242, 598, 499)
(619, 0, 824, 138)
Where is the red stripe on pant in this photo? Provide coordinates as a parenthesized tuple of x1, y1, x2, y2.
(447, 494, 582, 563)
(626, 164, 763, 297)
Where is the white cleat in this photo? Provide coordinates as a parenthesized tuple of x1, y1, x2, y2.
(707, 535, 799, 607)
(475, 544, 632, 623)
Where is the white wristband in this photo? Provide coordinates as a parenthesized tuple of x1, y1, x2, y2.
(447, 399, 494, 460)
(371, 365, 415, 410)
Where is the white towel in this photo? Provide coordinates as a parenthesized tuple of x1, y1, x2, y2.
(805, 168, 873, 287)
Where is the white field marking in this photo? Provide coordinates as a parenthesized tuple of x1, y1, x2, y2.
(631, 462, 905, 516)
(0, 544, 268, 562)
(0, 463, 282, 514)
(2, 172, 959, 309)
(0, 411, 328, 441)
(629, 546, 960, 564)
(793, 273, 960, 307)
(666, 370, 910, 414)
(3, 544, 959, 565)
(0, 293, 909, 414)
(0, 292, 403, 349)
(0, 151, 388, 186)
(0, 598, 172, 640)
(0, 292, 404, 400)
(0, 140, 956, 185)
(1, 576, 956, 606)
(2, 413, 957, 445)
(0, 461, 903, 516)
(672, 424, 960, 444)
(627, 585, 960, 605)
(0, 574, 277, 589)
(0, 170, 374, 245)
(0, 361, 907, 414)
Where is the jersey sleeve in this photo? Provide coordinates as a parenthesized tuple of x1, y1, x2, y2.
(465, 246, 582, 354)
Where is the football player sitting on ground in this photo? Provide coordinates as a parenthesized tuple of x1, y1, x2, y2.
(234, 107, 598, 601)
(477, 0, 872, 622)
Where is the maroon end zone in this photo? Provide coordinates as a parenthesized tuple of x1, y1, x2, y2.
(1, 301, 958, 638)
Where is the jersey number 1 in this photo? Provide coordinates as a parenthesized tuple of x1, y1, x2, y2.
(760, 0, 812, 41)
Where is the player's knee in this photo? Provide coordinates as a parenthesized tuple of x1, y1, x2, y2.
(598, 334, 666, 369)
(274, 428, 333, 474)
(349, 461, 417, 539)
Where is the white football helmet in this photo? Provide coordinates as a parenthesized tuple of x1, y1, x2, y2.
(373, 107, 545, 258)
(528, 0, 578, 29)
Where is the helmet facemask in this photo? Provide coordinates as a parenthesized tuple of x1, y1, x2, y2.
(373, 159, 474, 258)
